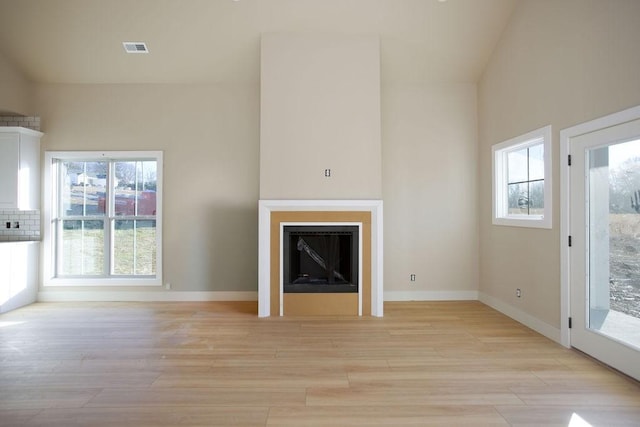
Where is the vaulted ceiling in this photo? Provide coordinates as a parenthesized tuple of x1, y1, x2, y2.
(0, 0, 517, 85)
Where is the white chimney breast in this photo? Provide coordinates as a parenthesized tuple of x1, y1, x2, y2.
(259, 33, 382, 200)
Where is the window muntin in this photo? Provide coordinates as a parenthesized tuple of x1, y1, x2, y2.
(493, 126, 552, 228)
(44, 151, 162, 285)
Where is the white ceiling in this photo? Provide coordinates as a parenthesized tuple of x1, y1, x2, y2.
(0, 0, 517, 85)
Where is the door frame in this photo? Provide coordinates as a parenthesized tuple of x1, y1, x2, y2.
(560, 104, 640, 348)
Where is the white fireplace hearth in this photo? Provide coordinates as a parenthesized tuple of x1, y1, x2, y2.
(258, 200, 383, 317)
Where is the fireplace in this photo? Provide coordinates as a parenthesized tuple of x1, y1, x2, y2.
(283, 225, 359, 293)
(258, 200, 383, 317)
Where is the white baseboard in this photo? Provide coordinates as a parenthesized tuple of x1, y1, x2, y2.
(479, 291, 561, 344)
(37, 291, 258, 302)
(384, 290, 479, 301)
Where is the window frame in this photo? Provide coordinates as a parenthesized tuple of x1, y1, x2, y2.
(43, 151, 163, 287)
(492, 125, 552, 229)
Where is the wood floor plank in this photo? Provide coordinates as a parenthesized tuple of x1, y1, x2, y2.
(85, 387, 307, 408)
(211, 356, 390, 372)
(305, 386, 526, 406)
(266, 405, 509, 426)
(514, 389, 640, 406)
(495, 405, 640, 427)
(152, 366, 351, 388)
(0, 387, 101, 410)
(386, 356, 567, 371)
(0, 409, 42, 426)
(0, 371, 160, 388)
(346, 369, 546, 389)
(23, 407, 269, 427)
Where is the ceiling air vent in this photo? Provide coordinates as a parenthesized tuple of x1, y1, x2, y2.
(123, 42, 149, 54)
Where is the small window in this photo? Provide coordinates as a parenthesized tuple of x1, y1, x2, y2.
(492, 125, 552, 228)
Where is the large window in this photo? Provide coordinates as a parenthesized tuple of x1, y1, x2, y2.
(492, 126, 552, 228)
(44, 151, 162, 286)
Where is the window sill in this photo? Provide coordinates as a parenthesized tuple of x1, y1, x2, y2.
(493, 216, 552, 229)
(43, 277, 162, 287)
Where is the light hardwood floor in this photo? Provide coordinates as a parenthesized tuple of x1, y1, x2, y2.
(1, 301, 639, 426)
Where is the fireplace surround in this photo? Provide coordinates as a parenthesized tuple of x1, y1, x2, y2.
(258, 200, 383, 317)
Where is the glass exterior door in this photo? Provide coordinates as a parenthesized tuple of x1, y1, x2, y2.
(570, 119, 640, 381)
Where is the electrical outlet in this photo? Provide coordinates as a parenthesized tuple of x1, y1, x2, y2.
(516, 288, 521, 298)
(5, 222, 10, 229)
(165, 282, 171, 290)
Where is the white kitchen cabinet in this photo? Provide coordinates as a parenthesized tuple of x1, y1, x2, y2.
(0, 242, 39, 313)
(0, 127, 43, 210)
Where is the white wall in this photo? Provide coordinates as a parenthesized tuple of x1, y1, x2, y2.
(32, 81, 479, 303)
(34, 83, 260, 295)
(260, 33, 382, 200)
(478, 0, 640, 329)
(0, 50, 31, 115)
(382, 83, 479, 299)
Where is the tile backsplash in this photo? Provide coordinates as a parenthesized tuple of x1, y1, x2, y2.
(0, 116, 41, 131)
(0, 210, 40, 241)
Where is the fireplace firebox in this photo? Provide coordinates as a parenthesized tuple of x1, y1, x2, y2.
(283, 225, 359, 293)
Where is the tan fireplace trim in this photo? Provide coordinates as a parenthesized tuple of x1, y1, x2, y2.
(270, 211, 371, 316)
